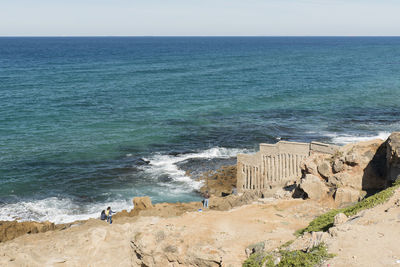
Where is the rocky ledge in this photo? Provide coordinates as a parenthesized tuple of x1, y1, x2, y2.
(298, 132, 400, 207)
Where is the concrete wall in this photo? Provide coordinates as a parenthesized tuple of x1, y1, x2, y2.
(237, 141, 338, 193)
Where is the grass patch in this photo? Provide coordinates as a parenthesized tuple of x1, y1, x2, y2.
(243, 244, 334, 267)
(243, 253, 274, 267)
(296, 180, 400, 235)
(278, 244, 334, 267)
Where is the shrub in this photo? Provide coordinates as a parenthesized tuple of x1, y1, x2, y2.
(243, 252, 274, 267)
(242, 244, 334, 267)
(278, 244, 334, 267)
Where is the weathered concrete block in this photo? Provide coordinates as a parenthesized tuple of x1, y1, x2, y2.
(310, 142, 339, 154)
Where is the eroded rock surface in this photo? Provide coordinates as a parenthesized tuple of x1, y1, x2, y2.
(300, 138, 388, 206)
(0, 199, 328, 266)
(386, 132, 400, 183)
(0, 221, 56, 243)
(299, 174, 329, 200)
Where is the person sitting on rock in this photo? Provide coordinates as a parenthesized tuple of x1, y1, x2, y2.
(203, 191, 210, 209)
(100, 210, 106, 221)
(105, 207, 116, 224)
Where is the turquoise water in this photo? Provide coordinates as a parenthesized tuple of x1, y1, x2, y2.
(1, 37, 400, 222)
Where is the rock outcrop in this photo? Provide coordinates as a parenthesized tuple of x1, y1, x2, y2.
(131, 196, 153, 216)
(0, 221, 56, 243)
(386, 132, 400, 183)
(300, 138, 387, 206)
(208, 191, 259, 211)
(199, 165, 237, 197)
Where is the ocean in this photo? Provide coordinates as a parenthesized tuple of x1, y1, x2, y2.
(1, 37, 400, 223)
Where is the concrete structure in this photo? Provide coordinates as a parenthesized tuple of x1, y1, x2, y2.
(237, 141, 339, 193)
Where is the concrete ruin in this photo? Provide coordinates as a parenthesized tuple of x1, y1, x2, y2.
(237, 141, 339, 193)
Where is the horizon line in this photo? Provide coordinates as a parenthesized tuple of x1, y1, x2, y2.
(1, 35, 400, 38)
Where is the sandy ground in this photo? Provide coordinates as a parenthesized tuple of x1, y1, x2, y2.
(0, 198, 328, 267)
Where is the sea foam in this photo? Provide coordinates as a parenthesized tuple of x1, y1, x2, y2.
(142, 147, 251, 192)
(0, 197, 132, 224)
(1, 147, 250, 224)
(327, 132, 391, 145)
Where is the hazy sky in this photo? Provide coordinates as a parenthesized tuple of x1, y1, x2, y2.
(1, 0, 400, 36)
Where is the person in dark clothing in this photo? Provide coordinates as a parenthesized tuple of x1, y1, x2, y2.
(100, 210, 106, 220)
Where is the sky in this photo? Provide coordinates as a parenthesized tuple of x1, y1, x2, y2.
(1, 0, 400, 36)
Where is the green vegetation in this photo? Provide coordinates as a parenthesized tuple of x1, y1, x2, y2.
(243, 244, 334, 267)
(243, 253, 274, 267)
(297, 179, 400, 235)
(243, 180, 400, 266)
(278, 244, 334, 267)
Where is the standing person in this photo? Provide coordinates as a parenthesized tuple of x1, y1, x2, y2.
(106, 207, 115, 224)
(203, 191, 210, 209)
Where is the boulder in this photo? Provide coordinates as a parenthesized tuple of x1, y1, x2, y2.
(317, 161, 332, 179)
(287, 231, 330, 252)
(330, 172, 363, 190)
(334, 187, 360, 206)
(333, 213, 348, 226)
(345, 153, 359, 165)
(386, 132, 400, 182)
(300, 157, 320, 177)
(332, 159, 344, 173)
(273, 188, 293, 199)
(299, 174, 329, 200)
(328, 174, 346, 188)
(245, 241, 265, 257)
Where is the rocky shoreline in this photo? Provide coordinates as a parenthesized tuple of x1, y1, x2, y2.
(0, 163, 239, 243)
(1, 133, 400, 266)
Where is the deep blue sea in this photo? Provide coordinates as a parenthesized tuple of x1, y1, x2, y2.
(1, 37, 400, 223)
